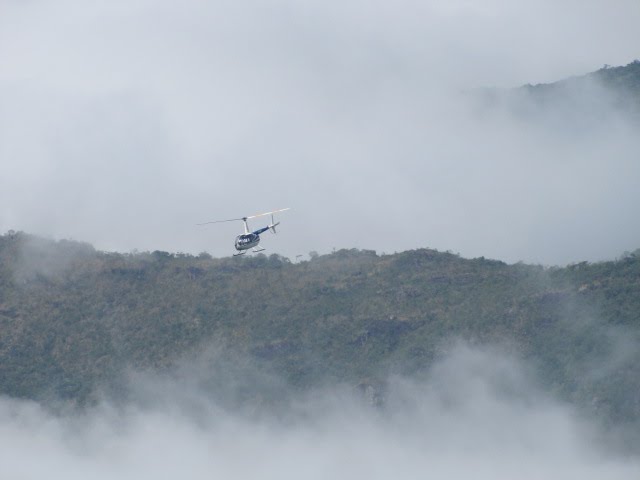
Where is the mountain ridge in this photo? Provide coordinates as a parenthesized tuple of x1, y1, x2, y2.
(1, 231, 639, 429)
(475, 59, 640, 121)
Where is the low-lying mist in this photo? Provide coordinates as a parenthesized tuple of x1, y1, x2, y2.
(1, 343, 638, 479)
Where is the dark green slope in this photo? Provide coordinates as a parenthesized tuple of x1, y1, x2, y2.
(1, 232, 639, 426)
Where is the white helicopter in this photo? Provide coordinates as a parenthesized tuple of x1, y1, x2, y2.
(197, 208, 290, 256)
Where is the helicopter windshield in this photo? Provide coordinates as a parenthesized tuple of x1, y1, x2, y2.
(236, 234, 257, 245)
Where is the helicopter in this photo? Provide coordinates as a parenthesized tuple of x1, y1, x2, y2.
(197, 208, 290, 256)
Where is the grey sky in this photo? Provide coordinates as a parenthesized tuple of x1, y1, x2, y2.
(1, 0, 639, 263)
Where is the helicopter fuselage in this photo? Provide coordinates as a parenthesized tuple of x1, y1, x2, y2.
(235, 233, 260, 251)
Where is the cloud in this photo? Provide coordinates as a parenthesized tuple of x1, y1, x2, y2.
(1, 0, 639, 263)
(1, 343, 638, 479)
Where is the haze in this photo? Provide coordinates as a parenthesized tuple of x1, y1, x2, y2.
(1, 0, 639, 263)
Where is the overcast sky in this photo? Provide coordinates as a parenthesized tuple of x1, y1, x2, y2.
(1, 0, 639, 264)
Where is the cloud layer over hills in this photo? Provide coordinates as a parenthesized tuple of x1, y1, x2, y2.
(1, 344, 639, 479)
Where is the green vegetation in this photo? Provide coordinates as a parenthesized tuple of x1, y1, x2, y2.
(0, 232, 639, 427)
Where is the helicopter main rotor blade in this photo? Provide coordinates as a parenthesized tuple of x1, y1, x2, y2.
(197, 208, 289, 226)
(196, 218, 244, 226)
(246, 208, 290, 220)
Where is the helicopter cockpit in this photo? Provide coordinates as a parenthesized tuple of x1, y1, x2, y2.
(235, 233, 259, 250)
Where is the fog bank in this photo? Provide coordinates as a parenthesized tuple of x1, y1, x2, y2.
(1, 344, 638, 479)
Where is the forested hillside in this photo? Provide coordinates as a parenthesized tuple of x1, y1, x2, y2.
(477, 59, 640, 121)
(1, 232, 639, 427)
